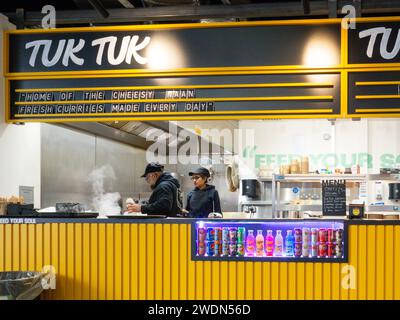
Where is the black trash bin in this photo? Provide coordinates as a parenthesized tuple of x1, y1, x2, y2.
(0, 271, 44, 300)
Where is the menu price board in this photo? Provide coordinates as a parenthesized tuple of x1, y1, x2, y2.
(322, 180, 346, 216)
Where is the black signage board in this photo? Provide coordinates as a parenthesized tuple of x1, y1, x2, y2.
(348, 70, 400, 115)
(7, 24, 341, 73)
(322, 180, 346, 216)
(348, 22, 400, 65)
(8, 73, 340, 121)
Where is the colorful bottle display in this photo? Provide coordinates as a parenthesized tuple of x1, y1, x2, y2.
(256, 230, 265, 257)
(285, 230, 294, 256)
(265, 230, 274, 256)
(246, 230, 255, 256)
(274, 230, 283, 256)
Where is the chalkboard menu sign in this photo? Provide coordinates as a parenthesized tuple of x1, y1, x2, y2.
(322, 180, 346, 216)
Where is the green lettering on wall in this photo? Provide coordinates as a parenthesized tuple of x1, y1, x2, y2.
(380, 154, 395, 168)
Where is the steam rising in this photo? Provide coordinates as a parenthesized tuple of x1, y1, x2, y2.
(88, 165, 121, 217)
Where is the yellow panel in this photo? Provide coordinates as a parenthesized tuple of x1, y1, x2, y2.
(220, 261, 228, 300)
(154, 224, 163, 300)
(0, 225, 4, 271)
(114, 224, 122, 300)
(163, 224, 171, 300)
(262, 262, 271, 300)
(58, 224, 66, 300)
(304, 263, 313, 300)
(288, 263, 296, 300)
(376, 225, 385, 300)
(130, 224, 138, 300)
(271, 262, 279, 300)
(314, 263, 322, 300)
(245, 262, 254, 300)
(204, 261, 212, 299)
(28, 224, 36, 271)
(254, 262, 262, 300)
(331, 263, 340, 300)
(106, 224, 115, 300)
(74, 224, 82, 300)
(66, 224, 75, 300)
(395, 226, 400, 300)
(82, 224, 90, 300)
(211, 261, 220, 300)
(280, 262, 289, 300)
(171, 224, 180, 300)
(138, 224, 147, 300)
(296, 263, 305, 300)
(358, 225, 367, 300)
(35, 224, 43, 271)
(349, 225, 357, 300)
(146, 224, 155, 300)
(196, 261, 204, 300)
(227, 262, 237, 300)
(384, 226, 394, 300)
(90, 224, 98, 300)
(12, 224, 20, 270)
(366, 226, 376, 300)
(237, 262, 245, 300)
(20, 224, 27, 271)
(98, 224, 106, 300)
(322, 263, 331, 300)
(179, 224, 188, 300)
(43, 223, 51, 267)
(187, 224, 196, 299)
(122, 224, 131, 300)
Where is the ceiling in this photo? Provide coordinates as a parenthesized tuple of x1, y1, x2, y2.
(1, 0, 400, 27)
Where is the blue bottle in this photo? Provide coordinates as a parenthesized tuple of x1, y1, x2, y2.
(285, 230, 295, 257)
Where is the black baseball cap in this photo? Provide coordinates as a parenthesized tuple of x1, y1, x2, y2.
(141, 162, 164, 177)
(188, 167, 210, 177)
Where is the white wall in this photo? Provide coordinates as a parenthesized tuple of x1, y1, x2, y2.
(0, 14, 41, 207)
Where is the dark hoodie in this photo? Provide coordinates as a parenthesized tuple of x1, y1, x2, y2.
(141, 172, 182, 217)
(186, 185, 222, 218)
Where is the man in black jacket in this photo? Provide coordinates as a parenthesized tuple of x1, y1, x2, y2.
(127, 163, 182, 217)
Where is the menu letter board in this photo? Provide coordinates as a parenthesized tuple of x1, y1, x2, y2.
(322, 180, 346, 216)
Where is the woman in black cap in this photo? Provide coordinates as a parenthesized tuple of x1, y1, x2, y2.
(184, 167, 222, 218)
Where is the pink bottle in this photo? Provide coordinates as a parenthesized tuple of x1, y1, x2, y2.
(265, 230, 274, 257)
(246, 230, 255, 257)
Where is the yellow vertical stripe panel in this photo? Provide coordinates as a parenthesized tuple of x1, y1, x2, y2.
(20, 224, 27, 271)
(114, 224, 122, 300)
(98, 224, 106, 300)
(203, 261, 212, 299)
(154, 224, 163, 300)
(314, 263, 323, 299)
(196, 261, 204, 300)
(228, 262, 236, 299)
(179, 224, 188, 300)
(12, 225, 20, 270)
(187, 224, 196, 300)
(357, 225, 367, 300)
(58, 224, 67, 300)
(253, 262, 262, 300)
(271, 262, 279, 300)
(74, 224, 82, 300)
(280, 262, 288, 300)
(130, 224, 138, 300)
(220, 261, 228, 299)
(262, 262, 271, 300)
(331, 263, 340, 300)
(296, 263, 305, 300)
(211, 261, 220, 300)
(5, 225, 13, 270)
(322, 264, 331, 300)
(288, 263, 296, 300)
(384, 226, 394, 300)
(394, 226, 400, 300)
(48, 224, 58, 300)
(28, 224, 36, 271)
(138, 224, 147, 300)
(122, 224, 131, 300)
(163, 224, 171, 300)
(43, 223, 51, 267)
(171, 224, 180, 300)
(82, 224, 91, 300)
(90, 224, 98, 300)
(245, 262, 254, 300)
(0, 225, 4, 271)
(35, 224, 43, 272)
(366, 226, 376, 300)
(340, 262, 349, 300)
(66, 224, 75, 299)
(376, 225, 385, 300)
(349, 225, 357, 300)
(237, 261, 245, 300)
(106, 224, 115, 300)
(146, 224, 155, 300)
(304, 263, 313, 300)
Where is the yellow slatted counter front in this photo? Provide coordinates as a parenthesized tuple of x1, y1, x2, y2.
(0, 221, 399, 300)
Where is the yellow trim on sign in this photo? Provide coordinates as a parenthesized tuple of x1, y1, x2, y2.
(355, 108, 400, 113)
(341, 25, 348, 67)
(347, 63, 400, 69)
(3, 31, 9, 76)
(356, 95, 400, 100)
(355, 81, 400, 86)
(5, 79, 10, 123)
(14, 82, 334, 93)
(341, 71, 348, 118)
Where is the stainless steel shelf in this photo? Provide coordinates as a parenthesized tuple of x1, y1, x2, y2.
(240, 201, 272, 206)
(274, 174, 367, 182)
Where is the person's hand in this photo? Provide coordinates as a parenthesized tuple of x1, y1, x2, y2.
(126, 203, 142, 213)
(182, 209, 189, 214)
